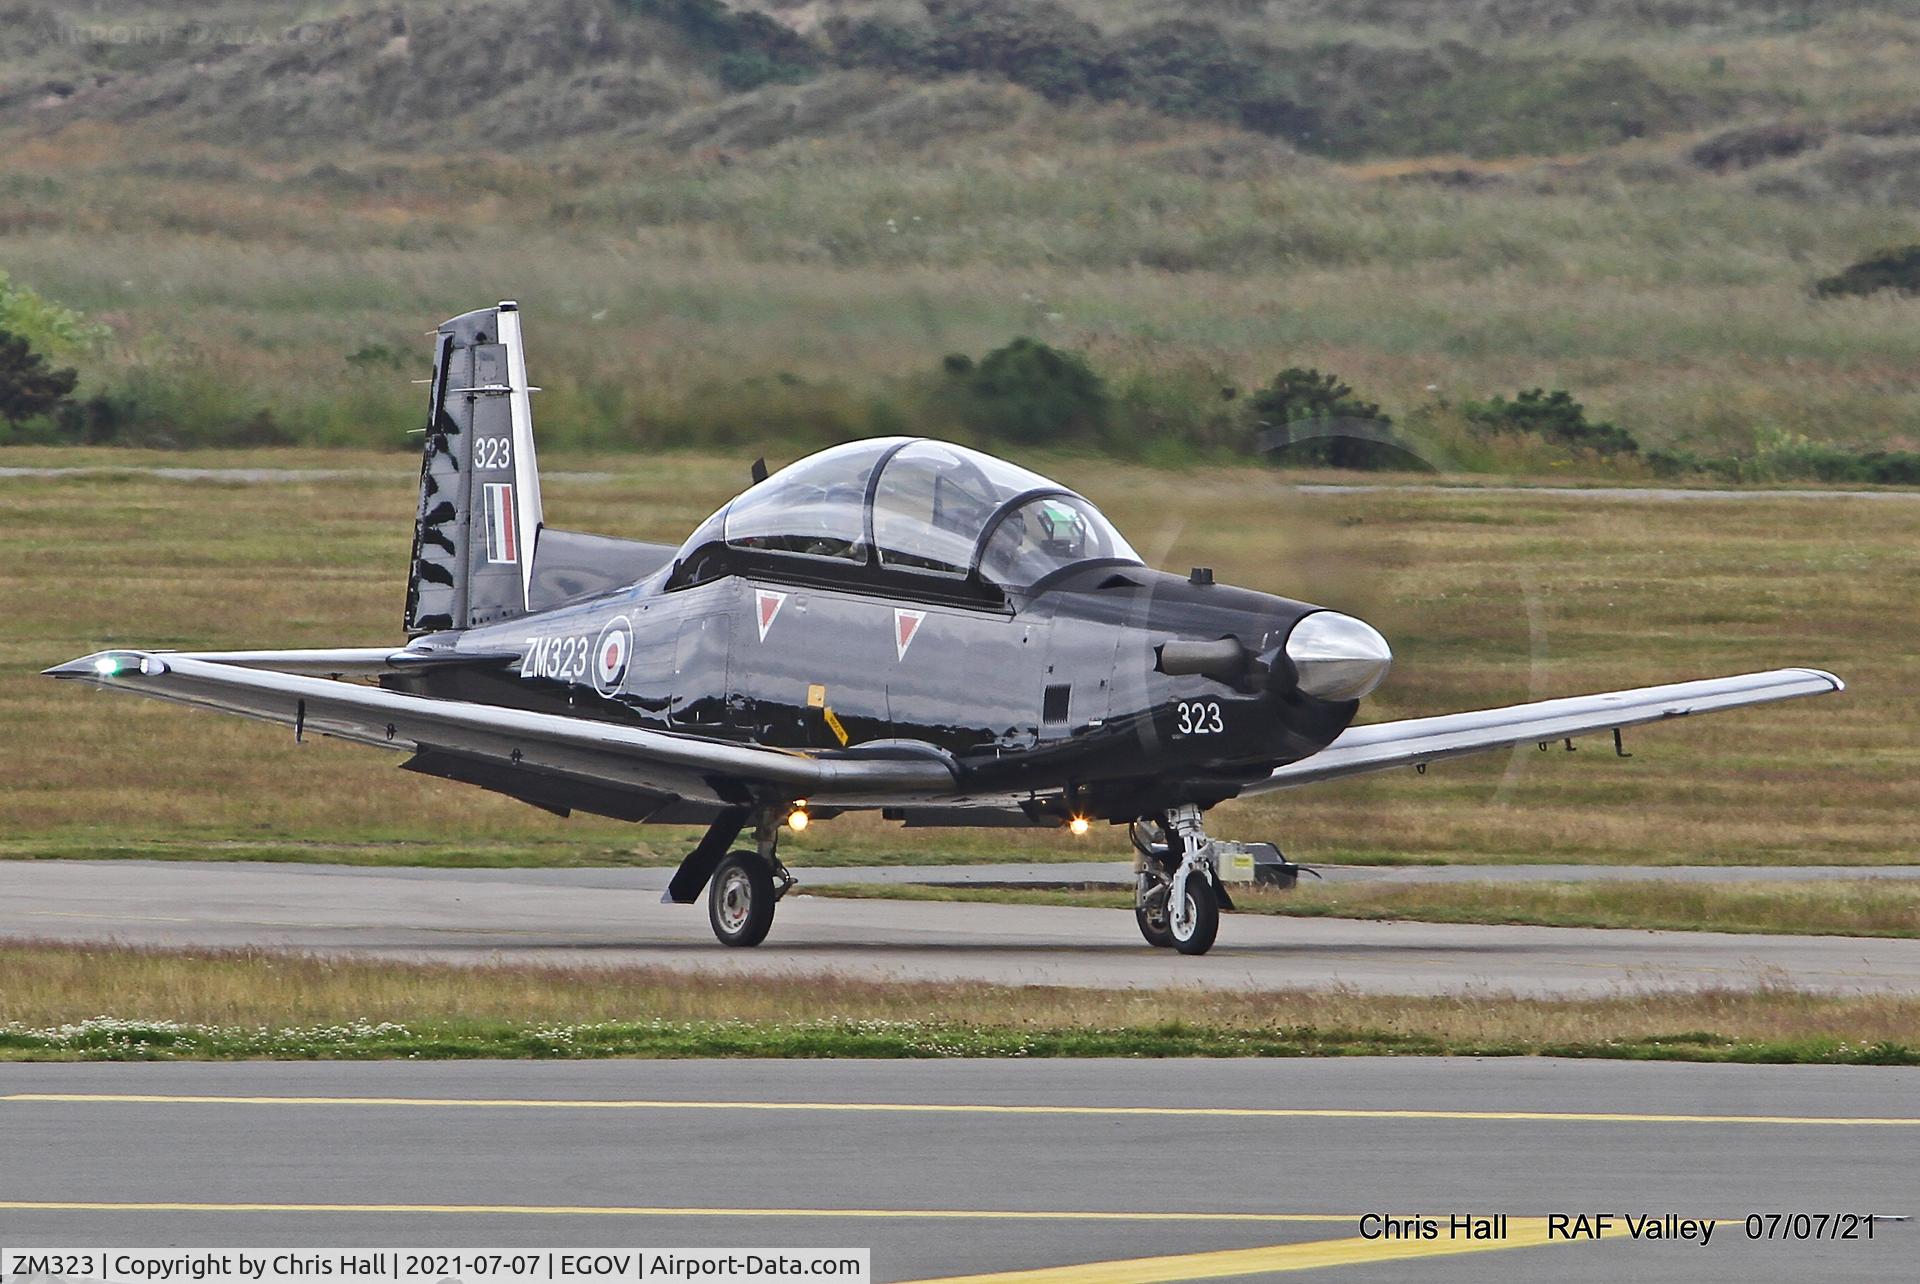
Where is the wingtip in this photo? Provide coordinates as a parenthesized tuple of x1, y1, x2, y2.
(41, 650, 166, 680)
(1796, 667, 1845, 693)
(42, 653, 106, 679)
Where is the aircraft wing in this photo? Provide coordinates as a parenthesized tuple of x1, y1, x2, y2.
(43, 650, 957, 813)
(1246, 667, 1843, 794)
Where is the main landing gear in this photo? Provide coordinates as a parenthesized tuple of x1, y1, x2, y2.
(665, 808, 797, 947)
(1132, 804, 1222, 956)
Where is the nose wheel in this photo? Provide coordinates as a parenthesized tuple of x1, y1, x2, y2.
(1132, 806, 1223, 955)
(1166, 875, 1219, 954)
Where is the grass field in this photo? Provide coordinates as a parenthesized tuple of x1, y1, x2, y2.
(813, 879, 1920, 939)
(7, 132, 1918, 463)
(2, 2, 1919, 461)
(3, 941, 1915, 1064)
(2, 453, 1912, 869)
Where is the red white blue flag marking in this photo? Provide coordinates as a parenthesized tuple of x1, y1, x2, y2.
(483, 482, 518, 564)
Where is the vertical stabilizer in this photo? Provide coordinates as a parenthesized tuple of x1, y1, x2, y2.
(404, 301, 546, 635)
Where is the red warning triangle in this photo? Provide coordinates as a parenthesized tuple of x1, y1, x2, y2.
(894, 608, 926, 660)
(756, 590, 787, 641)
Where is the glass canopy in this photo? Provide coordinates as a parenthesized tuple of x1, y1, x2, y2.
(677, 438, 1142, 588)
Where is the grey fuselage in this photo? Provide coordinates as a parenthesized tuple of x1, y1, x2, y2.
(388, 549, 1360, 823)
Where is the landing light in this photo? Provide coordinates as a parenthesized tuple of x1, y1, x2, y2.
(787, 807, 810, 832)
(1068, 816, 1090, 836)
(93, 656, 120, 676)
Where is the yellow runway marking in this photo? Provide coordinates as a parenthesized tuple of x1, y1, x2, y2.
(900, 1218, 1625, 1283)
(0, 1201, 1348, 1224)
(7, 1093, 1918, 1127)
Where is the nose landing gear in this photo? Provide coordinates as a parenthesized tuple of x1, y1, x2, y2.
(1131, 806, 1222, 955)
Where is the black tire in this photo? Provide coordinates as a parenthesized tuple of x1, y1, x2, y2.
(1135, 897, 1173, 949)
(708, 851, 775, 947)
(1169, 874, 1220, 956)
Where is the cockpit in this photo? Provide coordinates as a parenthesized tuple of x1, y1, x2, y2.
(669, 438, 1142, 596)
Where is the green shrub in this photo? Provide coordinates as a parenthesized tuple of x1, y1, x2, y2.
(1249, 367, 1412, 469)
(1463, 388, 1639, 457)
(1814, 245, 1920, 299)
(1648, 433, 1920, 485)
(942, 337, 1109, 445)
(0, 327, 78, 436)
(1689, 123, 1824, 172)
(626, 0, 821, 85)
(906, 0, 1105, 102)
(0, 269, 108, 358)
(718, 51, 814, 92)
(46, 358, 313, 449)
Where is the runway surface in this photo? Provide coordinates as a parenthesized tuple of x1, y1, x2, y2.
(3, 1059, 1915, 1281)
(7, 860, 1920, 997)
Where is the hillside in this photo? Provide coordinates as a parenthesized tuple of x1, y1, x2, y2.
(0, 0, 1916, 470)
(3, 0, 1903, 158)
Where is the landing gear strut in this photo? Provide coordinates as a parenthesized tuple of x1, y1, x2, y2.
(1132, 805, 1221, 955)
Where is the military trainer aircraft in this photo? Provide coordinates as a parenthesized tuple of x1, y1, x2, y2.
(47, 303, 1845, 954)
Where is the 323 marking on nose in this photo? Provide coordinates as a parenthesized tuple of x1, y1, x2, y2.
(1176, 700, 1224, 735)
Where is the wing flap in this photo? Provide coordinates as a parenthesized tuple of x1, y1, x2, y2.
(1249, 667, 1843, 793)
(44, 651, 956, 805)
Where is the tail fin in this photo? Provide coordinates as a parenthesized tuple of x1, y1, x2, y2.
(404, 301, 546, 635)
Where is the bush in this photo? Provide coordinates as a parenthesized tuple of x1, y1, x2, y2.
(0, 327, 78, 435)
(1463, 388, 1638, 457)
(0, 269, 108, 358)
(901, 0, 1105, 102)
(942, 337, 1108, 445)
(53, 393, 130, 445)
(1814, 245, 1920, 299)
(627, 0, 820, 86)
(718, 51, 813, 92)
(1648, 432, 1920, 485)
(1690, 123, 1825, 172)
(1248, 367, 1412, 469)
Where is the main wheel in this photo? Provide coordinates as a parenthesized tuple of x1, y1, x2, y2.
(1169, 874, 1220, 956)
(708, 851, 776, 947)
(1135, 894, 1173, 948)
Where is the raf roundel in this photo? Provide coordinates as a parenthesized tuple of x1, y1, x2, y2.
(592, 615, 633, 697)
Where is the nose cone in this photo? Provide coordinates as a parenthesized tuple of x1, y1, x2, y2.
(1285, 611, 1392, 701)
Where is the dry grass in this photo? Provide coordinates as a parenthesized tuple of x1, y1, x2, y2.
(813, 878, 1920, 938)
(2, 940, 1917, 1062)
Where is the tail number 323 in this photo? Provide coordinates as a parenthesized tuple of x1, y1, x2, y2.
(1175, 700, 1225, 735)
